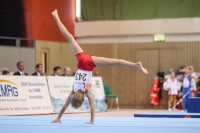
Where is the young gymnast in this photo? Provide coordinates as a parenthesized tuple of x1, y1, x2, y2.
(188, 66, 197, 97)
(179, 66, 197, 112)
(163, 70, 181, 111)
(51, 9, 148, 124)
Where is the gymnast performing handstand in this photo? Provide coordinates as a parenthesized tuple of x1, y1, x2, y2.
(51, 9, 148, 124)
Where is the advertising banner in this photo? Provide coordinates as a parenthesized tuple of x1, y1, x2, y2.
(47, 76, 106, 113)
(0, 76, 52, 115)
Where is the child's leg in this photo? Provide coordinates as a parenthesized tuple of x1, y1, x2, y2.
(188, 90, 192, 98)
(192, 91, 195, 97)
(52, 10, 83, 55)
(185, 90, 192, 110)
(168, 95, 173, 109)
(182, 89, 187, 111)
(172, 95, 177, 107)
(92, 56, 148, 74)
(192, 91, 196, 97)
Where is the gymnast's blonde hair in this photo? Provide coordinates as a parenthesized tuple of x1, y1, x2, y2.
(71, 92, 84, 109)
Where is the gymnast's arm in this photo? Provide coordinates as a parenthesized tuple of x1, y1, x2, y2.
(51, 89, 74, 123)
(191, 75, 199, 82)
(85, 84, 95, 124)
(52, 10, 76, 45)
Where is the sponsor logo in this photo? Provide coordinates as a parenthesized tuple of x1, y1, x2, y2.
(0, 80, 19, 97)
(92, 80, 100, 88)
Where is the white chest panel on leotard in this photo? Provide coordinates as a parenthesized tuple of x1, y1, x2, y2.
(74, 69, 92, 84)
(183, 77, 189, 88)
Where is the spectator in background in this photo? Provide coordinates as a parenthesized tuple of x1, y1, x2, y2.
(62, 67, 71, 76)
(189, 66, 198, 97)
(52, 66, 61, 76)
(163, 70, 181, 111)
(13, 61, 28, 76)
(94, 71, 100, 76)
(2, 70, 10, 75)
(71, 72, 76, 76)
(93, 70, 104, 84)
(32, 63, 43, 76)
(177, 65, 185, 74)
(180, 66, 197, 112)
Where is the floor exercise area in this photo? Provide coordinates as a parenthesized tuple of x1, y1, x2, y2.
(0, 116, 200, 133)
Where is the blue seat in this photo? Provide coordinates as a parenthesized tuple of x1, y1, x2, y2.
(196, 92, 200, 97)
(187, 98, 200, 113)
(187, 98, 195, 113)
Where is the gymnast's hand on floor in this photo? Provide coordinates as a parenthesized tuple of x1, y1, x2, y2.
(51, 118, 61, 123)
(137, 62, 148, 74)
(85, 121, 94, 124)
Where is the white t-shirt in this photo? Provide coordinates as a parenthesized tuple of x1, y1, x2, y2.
(163, 78, 181, 95)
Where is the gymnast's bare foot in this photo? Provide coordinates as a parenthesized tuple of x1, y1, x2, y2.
(136, 62, 148, 74)
(85, 121, 94, 124)
(51, 118, 61, 123)
(52, 9, 59, 20)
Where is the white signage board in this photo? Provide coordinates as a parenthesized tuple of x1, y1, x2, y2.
(0, 76, 53, 115)
(47, 76, 106, 113)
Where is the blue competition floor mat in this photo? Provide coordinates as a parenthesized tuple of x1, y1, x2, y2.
(134, 112, 200, 118)
(0, 116, 200, 133)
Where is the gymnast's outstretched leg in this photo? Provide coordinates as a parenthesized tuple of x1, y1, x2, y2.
(92, 56, 148, 74)
(52, 10, 83, 55)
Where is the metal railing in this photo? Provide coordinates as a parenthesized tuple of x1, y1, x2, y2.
(0, 36, 35, 48)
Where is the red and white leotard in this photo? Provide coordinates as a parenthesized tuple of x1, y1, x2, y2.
(73, 52, 96, 93)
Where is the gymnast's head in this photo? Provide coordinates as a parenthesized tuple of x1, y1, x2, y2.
(184, 66, 190, 74)
(71, 90, 84, 109)
(169, 69, 176, 79)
